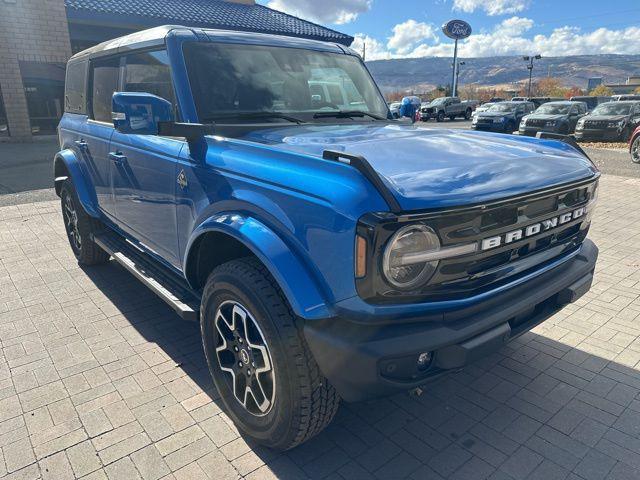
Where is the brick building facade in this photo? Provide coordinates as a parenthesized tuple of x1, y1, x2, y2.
(0, 0, 352, 141)
(0, 0, 72, 140)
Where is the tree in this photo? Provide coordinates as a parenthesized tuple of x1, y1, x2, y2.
(589, 84, 613, 96)
(535, 78, 569, 97)
(634, 86, 640, 95)
(565, 86, 585, 99)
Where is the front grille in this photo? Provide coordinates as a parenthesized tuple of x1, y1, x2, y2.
(476, 118, 494, 124)
(526, 119, 547, 127)
(584, 120, 609, 129)
(357, 178, 598, 304)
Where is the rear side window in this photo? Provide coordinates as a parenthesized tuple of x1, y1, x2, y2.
(123, 51, 176, 109)
(65, 61, 87, 114)
(90, 57, 120, 123)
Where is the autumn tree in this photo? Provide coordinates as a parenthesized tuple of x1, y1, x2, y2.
(535, 78, 569, 97)
(565, 86, 585, 99)
(634, 86, 640, 94)
(589, 84, 614, 96)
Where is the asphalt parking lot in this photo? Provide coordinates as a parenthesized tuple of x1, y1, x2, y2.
(1, 139, 640, 479)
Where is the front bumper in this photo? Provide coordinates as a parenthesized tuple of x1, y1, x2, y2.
(472, 122, 508, 132)
(519, 126, 561, 137)
(575, 129, 623, 142)
(304, 240, 598, 402)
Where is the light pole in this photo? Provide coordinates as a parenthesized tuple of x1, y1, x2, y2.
(455, 61, 466, 95)
(523, 54, 541, 98)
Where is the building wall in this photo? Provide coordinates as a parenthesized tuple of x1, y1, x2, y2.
(0, 0, 71, 140)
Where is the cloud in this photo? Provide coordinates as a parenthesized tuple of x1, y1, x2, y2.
(452, 0, 530, 16)
(387, 20, 438, 54)
(351, 34, 392, 61)
(266, 0, 371, 24)
(362, 16, 640, 60)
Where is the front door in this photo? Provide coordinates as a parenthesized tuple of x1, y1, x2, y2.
(82, 56, 121, 217)
(110, 50, 183, 267)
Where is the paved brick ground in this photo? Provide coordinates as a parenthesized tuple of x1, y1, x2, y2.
(0, 174, 639, 480)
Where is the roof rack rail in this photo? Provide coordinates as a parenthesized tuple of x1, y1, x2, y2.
(322, 150, 402, 213)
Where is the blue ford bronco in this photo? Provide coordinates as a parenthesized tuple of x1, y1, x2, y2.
(55, 26, 599, 450)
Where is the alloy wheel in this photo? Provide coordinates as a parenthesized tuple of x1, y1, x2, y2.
(214, 300, 275, 416)
(632, 137, 640, 164)
(62, 193, 82, 251)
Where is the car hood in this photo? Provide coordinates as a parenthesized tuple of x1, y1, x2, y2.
(584, 115, 628, 122)
(526, 114, 567, 121)
(242, 123, 597, 211)
(475, 112, 514, 118)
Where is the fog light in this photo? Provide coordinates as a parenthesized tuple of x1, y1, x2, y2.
(417, 352, 433, 370)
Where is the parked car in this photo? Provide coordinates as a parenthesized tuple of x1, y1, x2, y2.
(472, 101, 501, 117)
(388, 102, 401, 118)
(630, 125, 640, 163)
(611, 94, 640, 102)
(472, 101, 535, 133)
(575, 101, 640, 142)
(55, 25, 599, 450)
(519, 101, 587, 136)
(570, 95, 611, 112)
(421, 96, 478, 121)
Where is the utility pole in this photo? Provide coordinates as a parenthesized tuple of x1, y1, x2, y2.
(362, 41, 366, 62)
(523, 54, 542, 97)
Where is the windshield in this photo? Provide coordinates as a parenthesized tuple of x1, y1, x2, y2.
(430, 98, 447, 105)
(591, 103, 635, 116)
(487, 103, 516, 113)
(183, 43, 388, 123)
(535, 104, 571, 115)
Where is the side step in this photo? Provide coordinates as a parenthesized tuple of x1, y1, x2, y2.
(93, 231, 200, 321)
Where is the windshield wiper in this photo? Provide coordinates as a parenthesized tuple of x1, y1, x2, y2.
(205, 112, 306, 124)
(313, 110, 387, 121)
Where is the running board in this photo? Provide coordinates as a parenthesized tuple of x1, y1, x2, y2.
(93, 231, 200, 321)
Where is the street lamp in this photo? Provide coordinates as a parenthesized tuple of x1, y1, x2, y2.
(523, 54, 542, 98)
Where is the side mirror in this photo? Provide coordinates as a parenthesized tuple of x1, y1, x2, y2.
(112, 92, 173, 135)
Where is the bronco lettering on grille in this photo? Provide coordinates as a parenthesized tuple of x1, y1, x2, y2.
(480, 206, 586, 251)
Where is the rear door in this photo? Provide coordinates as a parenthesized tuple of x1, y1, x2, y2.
(109, 50, 184, 267)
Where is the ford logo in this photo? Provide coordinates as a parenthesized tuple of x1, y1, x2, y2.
(442, 19, 472, 40)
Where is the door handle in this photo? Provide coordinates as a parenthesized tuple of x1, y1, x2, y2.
(75, 139, 88, 150)
(108, 152, 127, 165)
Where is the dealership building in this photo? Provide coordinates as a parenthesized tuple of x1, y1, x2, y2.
(0, 0, 352, 141)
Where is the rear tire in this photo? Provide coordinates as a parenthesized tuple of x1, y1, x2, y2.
(60, 179, 109, 265)
(200, 257, 340, 450)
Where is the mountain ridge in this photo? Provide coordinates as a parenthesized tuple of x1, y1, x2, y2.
(365, 54, 640, 93)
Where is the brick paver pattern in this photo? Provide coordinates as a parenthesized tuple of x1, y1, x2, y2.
(0, 175, 640, 480)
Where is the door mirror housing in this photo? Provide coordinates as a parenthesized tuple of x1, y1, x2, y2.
(112, 92, 174, 135)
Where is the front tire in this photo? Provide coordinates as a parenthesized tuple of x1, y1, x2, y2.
(60, 179, 109, 265)
(200, 258, 340, 450)
(464, 109, 472, 120)
(631, 135, 640, 164)
(436, 111, 445, 122)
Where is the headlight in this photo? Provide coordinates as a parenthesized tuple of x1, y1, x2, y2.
(382, 225, 440, 289)
(545, 120, 557, 127)
(493, 117, 505, 123)
(576, 119, 585, 128)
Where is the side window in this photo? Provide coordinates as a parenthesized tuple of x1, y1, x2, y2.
(65, 61, 88, 114)
(123, 51, 176, 109)
(90, 57, 120, 123)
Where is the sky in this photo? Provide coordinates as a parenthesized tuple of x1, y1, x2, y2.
(256, 0, 640, 60)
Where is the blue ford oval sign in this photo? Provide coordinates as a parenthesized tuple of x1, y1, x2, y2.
(442, 19, 472, 40)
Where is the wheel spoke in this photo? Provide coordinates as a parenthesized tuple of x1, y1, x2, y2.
(213, 300, 275, 416)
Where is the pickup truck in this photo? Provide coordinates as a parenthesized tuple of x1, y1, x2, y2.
(55, 26, 599, 450)
(420, 97, 478, 121)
